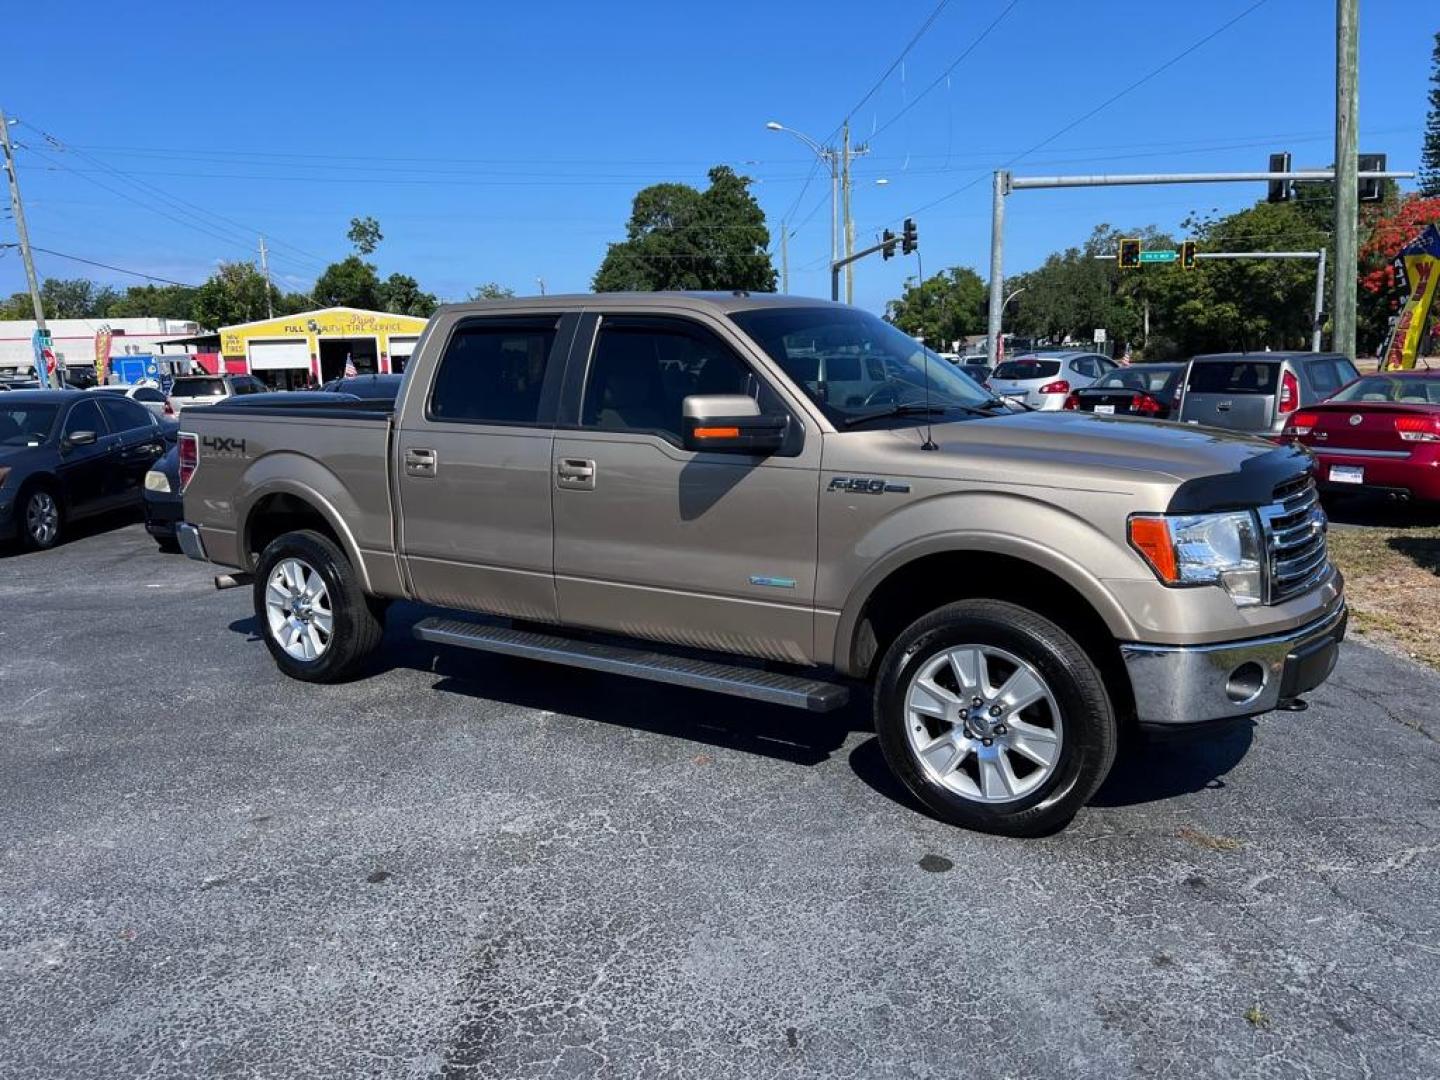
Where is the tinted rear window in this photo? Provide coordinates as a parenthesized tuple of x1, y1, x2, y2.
(1187, 361, 1278, 395)
(993, 359, 1061, 380)
(171, 378, 227, 397)
(1332, 375, 1440, 404)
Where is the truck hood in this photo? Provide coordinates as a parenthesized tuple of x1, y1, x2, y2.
(880, 410, 1309, 491)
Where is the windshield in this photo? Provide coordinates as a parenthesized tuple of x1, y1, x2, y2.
(0, 404, 59, 447)
(171, 377, 227, 397)
(992, 359, 1061, 381)
(728, 307, 996, 426)
(1330, 375, 1440, 405)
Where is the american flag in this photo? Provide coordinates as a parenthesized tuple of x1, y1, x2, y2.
(343, 354, 358, 378)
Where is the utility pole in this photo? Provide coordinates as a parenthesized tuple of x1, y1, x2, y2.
(258, 236, 274, 318)
(536, 276, 546, 295)
(1, 108, 47, 332)
(842, 122, 855, 304)
(1333, 0, 1359, 358)
(780, 224, 789, 294)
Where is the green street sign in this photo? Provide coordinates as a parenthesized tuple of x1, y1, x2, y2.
(1139, 249, 1178, 264)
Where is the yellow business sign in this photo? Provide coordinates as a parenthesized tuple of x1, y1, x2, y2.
(218, 307, 428, 358)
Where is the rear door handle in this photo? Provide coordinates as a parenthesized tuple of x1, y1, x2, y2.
(405, 447, 437, 477)
(556, 458, 596, 490)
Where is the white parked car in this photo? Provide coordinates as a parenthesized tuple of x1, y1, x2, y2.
(166, 374, 267, 415)
(987, 352, 1119, 411)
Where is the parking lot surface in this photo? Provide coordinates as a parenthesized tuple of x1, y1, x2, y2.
(3, 522, 1439, 1079)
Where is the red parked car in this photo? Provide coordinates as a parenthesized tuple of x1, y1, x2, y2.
(1281, 371, 1440, 502)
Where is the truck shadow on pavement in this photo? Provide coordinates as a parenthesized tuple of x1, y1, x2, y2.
(228, 603, 1256, 802)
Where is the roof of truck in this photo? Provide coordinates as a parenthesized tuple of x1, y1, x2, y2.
(435, 291, 840, 317)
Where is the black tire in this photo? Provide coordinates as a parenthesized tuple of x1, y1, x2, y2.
(252, 529, 383, 683)
(18, 484, 62, 551)
(873, 599, 1117, 837)
(155, 535, 182, 554)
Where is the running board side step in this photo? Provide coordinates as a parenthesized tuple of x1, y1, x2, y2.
(412, 616, 850, 713)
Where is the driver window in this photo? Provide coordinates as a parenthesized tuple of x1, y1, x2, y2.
(63, 399, 106, 439)
(582, 319, 777, 444)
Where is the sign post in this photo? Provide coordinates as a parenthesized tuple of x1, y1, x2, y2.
(31, 329, 56, 389)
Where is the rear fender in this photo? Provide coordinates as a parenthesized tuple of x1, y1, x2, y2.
(235, 453, 372, 591)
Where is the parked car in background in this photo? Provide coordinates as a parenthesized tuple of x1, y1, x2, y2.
(0, 378, 41, 391)
(1281, 370, 1440, 503)
(91, 383, 171, 418)
(167, 374, 268, 416)
(987, 352, 1119, 410)
(1063, 363, 1186, 419)
(1178, 352, 1358, 438)
(144, 443, 184, 552)
(0, 390, 168, 549)
(318, 373, 406, 400)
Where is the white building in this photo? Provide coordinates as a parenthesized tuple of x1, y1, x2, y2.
(0, 317, 202, 376)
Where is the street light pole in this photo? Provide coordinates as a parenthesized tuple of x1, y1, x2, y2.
(767, 121, 867, 299)
(767, 122, 839, 272)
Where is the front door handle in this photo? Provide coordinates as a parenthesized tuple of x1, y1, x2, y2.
(405, 447, 437, 477)
(556, 458, 596, 490)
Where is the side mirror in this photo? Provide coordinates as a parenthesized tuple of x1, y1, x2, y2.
(63, 430, 97, 449)
(681, 395, 786, 454)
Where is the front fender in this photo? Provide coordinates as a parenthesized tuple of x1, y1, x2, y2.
(824, 489, 1144, 674)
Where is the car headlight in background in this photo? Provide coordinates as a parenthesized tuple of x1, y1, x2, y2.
(144, 470, 172, 494)
(1129, 511, 1265, 607)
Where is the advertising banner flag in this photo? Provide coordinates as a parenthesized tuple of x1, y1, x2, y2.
(94, 325, 114, 384)
(32, 329, 56, 389)
(1382, 224, 1440, 371)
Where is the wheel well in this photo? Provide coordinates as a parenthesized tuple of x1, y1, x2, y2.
(245, 493, 342, 561)
(14, 473, 60, 511)
(851, 551, 1135, 721)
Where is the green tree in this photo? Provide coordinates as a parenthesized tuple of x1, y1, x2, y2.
(1421, 31, 1440, 196)
(346, 215, 383, 256)
(313, 255, 381, 309)
(593, 166, 776, 292)
(39, 278, 106, 318)
(191, 262, 281, 328)
(378, 273, 439, 317)
(885, 267, 987, 348)
(469, 282, 515, 301)
(1146, 202, 1328, 355)
(102, 284, 200, 320)
(0, 292, 35, 319)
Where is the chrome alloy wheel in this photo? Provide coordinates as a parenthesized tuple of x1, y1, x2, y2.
(904, 645, 1064, 803)
(265, 557, 333, 662)
(25, 491, 59, 546)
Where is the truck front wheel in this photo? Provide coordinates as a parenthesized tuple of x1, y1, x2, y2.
(874, 599, 1117, 837)
(253, 529, 383, 683)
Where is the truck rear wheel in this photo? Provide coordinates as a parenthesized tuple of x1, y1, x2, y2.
(873, 599, 1116, 837)
(253, 529, 383, 683)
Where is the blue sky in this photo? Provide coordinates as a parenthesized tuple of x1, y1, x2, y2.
(1, 0, 1430, 316)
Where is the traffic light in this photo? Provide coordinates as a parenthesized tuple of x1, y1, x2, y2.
(1180, 240, 1197, 270)
(1118, 238, 1141, 270)
(901, 218, 918, 255)
(1267, 152, 1292, 203)
(1359, 153, 1386, 202)
(881, 229, 897, 260)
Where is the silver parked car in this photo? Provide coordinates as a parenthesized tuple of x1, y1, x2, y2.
(987, 352, 1119, 410)
(1178, 352, 1359, 438)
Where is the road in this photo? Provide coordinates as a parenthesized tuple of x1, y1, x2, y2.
(2, 521, 1439, 1079)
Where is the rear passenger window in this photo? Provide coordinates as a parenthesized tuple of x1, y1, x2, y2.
(581, 318, 773, 444)
(429, 321, 558, 424)
(1306, 360, 1343, 396)
(1187, 362, 1279, 394)
(97, 397, 154, 432)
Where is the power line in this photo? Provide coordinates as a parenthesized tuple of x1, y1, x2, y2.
(892, 0, 1275, 224)
(0, 242, 202, 287)
(835, 0, 956, 133)
(867, 0, 1025, 145)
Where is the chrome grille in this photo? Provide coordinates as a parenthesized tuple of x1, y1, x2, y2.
(1259, 474, 1329, 603)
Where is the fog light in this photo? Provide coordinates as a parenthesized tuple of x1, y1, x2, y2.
(1225, 662, 1266, 705)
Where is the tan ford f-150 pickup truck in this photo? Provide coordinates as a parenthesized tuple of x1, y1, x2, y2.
(177, 293, 1345, 836)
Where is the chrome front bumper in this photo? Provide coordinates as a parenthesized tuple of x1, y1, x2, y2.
(177, 522, 208, 562)
(1121, 603, 1348, 728)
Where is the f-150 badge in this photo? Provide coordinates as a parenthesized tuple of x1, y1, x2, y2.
(827, 476, 911, 494)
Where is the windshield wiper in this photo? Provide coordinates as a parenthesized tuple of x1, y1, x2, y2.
(842, 403, 954, 428)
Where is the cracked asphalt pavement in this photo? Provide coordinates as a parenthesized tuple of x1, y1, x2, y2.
(2, 522, 1439, 1079)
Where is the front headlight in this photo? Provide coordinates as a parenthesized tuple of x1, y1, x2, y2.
(144, 470, 172, 494)
(1129, 511, 1265, 607)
